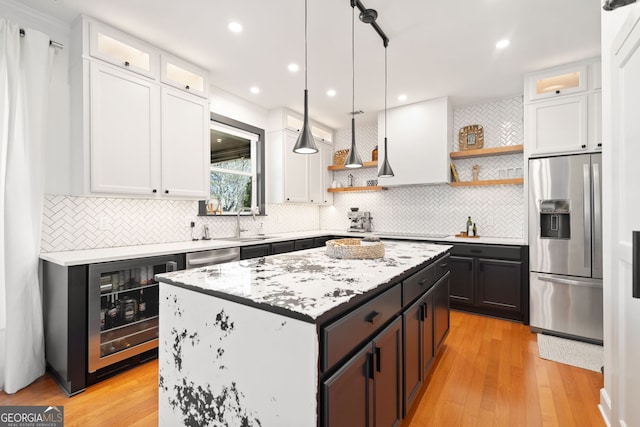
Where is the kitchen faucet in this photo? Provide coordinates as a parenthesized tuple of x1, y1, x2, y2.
(236, 206, 258, 237)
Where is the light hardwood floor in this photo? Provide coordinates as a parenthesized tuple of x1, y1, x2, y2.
(0, 310, 604, 426)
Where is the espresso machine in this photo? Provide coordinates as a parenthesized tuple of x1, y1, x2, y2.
(348, 209, 372, 232)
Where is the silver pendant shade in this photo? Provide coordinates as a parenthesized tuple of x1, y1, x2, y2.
(344, 2, 363, 168)
(293, 0, 318, 154)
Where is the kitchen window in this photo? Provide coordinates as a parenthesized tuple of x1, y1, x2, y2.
(209, 113, 265, 215)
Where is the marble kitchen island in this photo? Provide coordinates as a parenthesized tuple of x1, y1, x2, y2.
(156, 240, 451, 426)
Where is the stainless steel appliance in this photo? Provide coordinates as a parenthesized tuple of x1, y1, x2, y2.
(185, 247, 240, 268)
(88, 254, 181, 373)
(348, 211, 372, 232)
(529, 153, 602, 343)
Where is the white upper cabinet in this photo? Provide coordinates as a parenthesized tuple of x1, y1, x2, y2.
(525, 63, 587, 102)
(161, 54, 209, 98)
(266, 109, 334, 205)
(161, 88, 210, 197)
(524, 58, 601, 157)
(89, 62, 160, 195)
(88, 20, 159, 79)
(525, 95, 588, 156)
(69, 16, 210, 198)
(377, 97, 451, 186)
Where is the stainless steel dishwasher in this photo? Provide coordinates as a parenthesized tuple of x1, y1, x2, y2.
(185, 247, 240, 268)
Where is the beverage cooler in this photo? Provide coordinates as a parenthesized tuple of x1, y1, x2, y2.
(42, 252, 185, 395)
(87, 255, 180, 373)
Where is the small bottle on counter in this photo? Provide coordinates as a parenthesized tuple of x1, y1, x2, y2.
(466, 216, 473, 235)
(472, 223, 477, 237)
(372, 145, 378, 161)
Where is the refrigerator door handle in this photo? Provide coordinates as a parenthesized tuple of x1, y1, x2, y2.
(583, 164, 592, 269)
(634, 231, 640, 298)
(537, 273, 603, 288)
(592, 162, 603, 278)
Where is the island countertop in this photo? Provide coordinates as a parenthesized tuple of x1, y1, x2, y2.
(156, 240, 451, 323)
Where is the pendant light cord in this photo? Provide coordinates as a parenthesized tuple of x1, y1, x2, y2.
(384, 46, 387, 140)
(352, 5, 355, 116)
(304, 0, 308, 90)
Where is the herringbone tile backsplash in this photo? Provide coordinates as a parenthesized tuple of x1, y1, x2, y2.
(40, 96, 524, 252)
(320, 96, 525, 238)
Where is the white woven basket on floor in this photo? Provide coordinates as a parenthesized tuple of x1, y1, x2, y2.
(325, 238, 385, 259)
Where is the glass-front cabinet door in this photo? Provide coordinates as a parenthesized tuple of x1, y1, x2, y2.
(88, 255, 180, 372)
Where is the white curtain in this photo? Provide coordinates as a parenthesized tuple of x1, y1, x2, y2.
(0, 19, 54, 393)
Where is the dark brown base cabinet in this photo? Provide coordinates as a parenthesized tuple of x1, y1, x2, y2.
(240, 236, 334, 259)
(448, 244, 529, 323)
(403, 273, 450, 415)
(323, 317, 403, 427)
(321, 253, 451, 426)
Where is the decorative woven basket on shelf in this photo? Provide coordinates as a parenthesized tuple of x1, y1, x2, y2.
(325, 238, 385, 259)
(333, 149, 349, 166)
(459, 124, 484, 150)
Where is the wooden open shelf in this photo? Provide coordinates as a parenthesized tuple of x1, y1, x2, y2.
(328, 161, 378, 171)
(450, 145, 524, 159)
(450, 178, 524, 187)
(328, 186, 386, 193)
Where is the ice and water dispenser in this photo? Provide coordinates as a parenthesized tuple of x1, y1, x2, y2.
(539, 200, 571, 239)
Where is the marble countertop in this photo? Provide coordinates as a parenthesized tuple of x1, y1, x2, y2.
(40, 229, 523, 266)
(156, 241, 451, 322)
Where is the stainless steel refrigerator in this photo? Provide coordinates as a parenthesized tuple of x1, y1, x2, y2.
(529, 153, 602, 344)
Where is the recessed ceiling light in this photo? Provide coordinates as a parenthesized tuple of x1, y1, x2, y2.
(327, 89, 336, 97)
(398, 94, 407, 101)
(228, 22, 243, 33)
(250, 86, 260, 94)
(216, 138, 222, 143)
(288, 63, 299, 72)
(496, 39, 510, 49)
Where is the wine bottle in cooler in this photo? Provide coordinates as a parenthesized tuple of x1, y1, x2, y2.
(138, 289, 146, 320)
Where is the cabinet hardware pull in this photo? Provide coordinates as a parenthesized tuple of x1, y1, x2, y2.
(164, 190, 169, 194)
(581, 144, 587, 149)
(555, 90, 560, 94)
(152, 189, 157, 193)
(598, 143, 602, 147)
(470, 249, 482, 254)
(124, 61, 130, 67)
(418, 277, 428, 285)
(423, 302, 428, 320)
(185, 85, 190, 90)
(440, 263, 448, 268)
(375, 346, 381, 373)
(419, 304, 424, 321)
(365, 311, 381, 323)
(368, 352, 375, 379)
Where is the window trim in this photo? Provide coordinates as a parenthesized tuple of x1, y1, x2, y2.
(209, 112, 265, 215)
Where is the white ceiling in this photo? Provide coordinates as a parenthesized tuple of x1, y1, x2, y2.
(20, 0, 602, 129)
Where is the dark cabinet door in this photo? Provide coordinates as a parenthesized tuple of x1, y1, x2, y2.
(271, 241, 295, 255)
(449, 255, 474, 305)
(294, 238, 315, 251)
(240, 244, 271, 260)
(372, 317, 403, 427)
(402, 297, 424, 416)
(433, 274, 450, 350)
(477, 258, 522, 312)
(314, 236, 333, 248)
(323, 345, 371, 427)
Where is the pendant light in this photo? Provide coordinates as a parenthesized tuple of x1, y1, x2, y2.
(344, 2, 363, 168)
(293, 0, 318, 154)
(378, 43, 395, 178)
